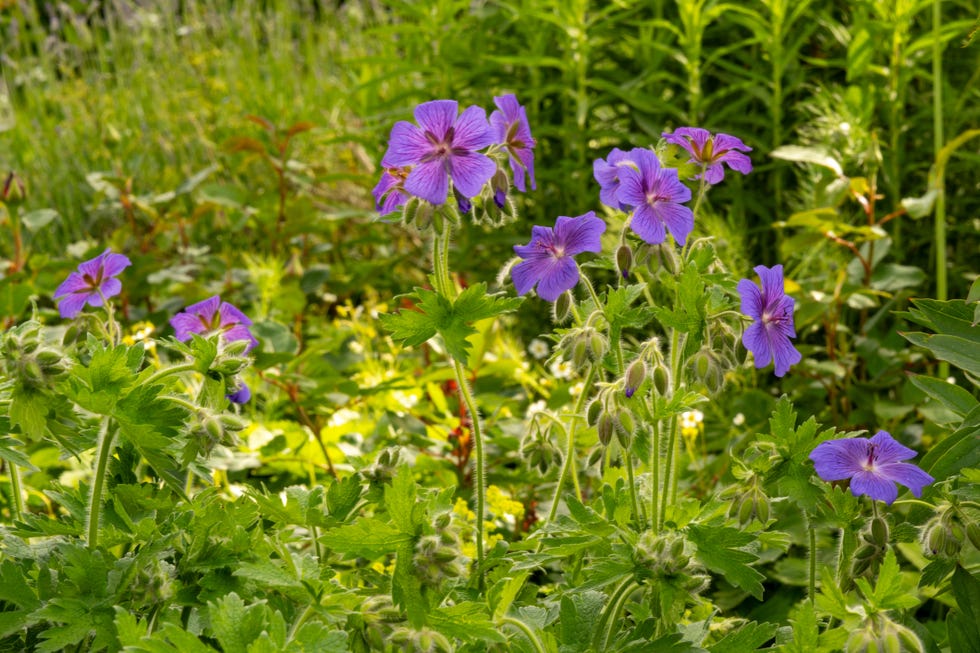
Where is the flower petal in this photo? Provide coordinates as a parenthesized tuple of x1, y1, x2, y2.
(448, 151, 495, 198)
(703, 163, 726, 185)
(54, 272, 90, 299)
(742, 321, 772, 369)
(878, 462, 934, 497)
(536, 256, 580, 302)
(185, 296, 222, 323)
(99, 252, 132, 278)
(718, 150, 753, 175)
(629, 204, 667, 245)
(414, 100, 458, 139)
(770, 329, 802, 377)
(98, 277, 123, 300)
(553, 212, 605, 256)
(451, 104, 494, 151)
(514, 225, 555, 258)
(405, 160, 450, 205)
(58, 292, 93, 319)
(170, 312, 206, 341)
(219, 301, 253, 328)
(227, 383, 252, 404)
(651, 201, 694, 246)
(850, 470, 898, 504)
(810, 438, 870, 481)
(737, 278, 764, 321)
(511, 256, 548, 296)
(754, 264, 785, 310)
(868, 430, 918, 463)
(616, 166, 649, 211)
(224, 324, 259, 352)
(382, 121, 430, 167)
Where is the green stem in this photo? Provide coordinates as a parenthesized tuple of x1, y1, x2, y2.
(145, 362, 198, 386)
(932, 0, 949, 380)
(86, 419, 116, 549)
(288, 604, 316, 642)
(660, 329, 685, 528)
(624, 452, 643, 529)
(650, 419, 660, 532)
(500, 616, 547, 653)
(546, 365, 597, 523)
(593, 577, 638, 651)
(807, 514, 816, 605)
(580, 272, 602, 311)
(8, 462, 25, 522)
(430, 221, 487, 586)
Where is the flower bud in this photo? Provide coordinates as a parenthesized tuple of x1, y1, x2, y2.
(615, 244, 633, 280)
(659, 243, 679, 275)
(597, 414, 614, 447)
(1, 172, 27, 206)
(587, 446, 604, 468)
(219, 413, 249, 432)
(587, 331, 608, 361)
(854, 544, 878, 560)
(652, 365, 670, 396)
(871, 517, 888, 547)
(615, 410, 635, 449)
(431, 207, 446, 234)
(572, 338, 588, 368)
(737, 496, 755, 525)
(586, 399, 603, 426)
(967, 522, 980, 551)
(624, 360, 646, 399)
(553, 291, 573, 323)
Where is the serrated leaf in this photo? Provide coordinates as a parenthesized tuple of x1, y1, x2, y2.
(919, 558, 956, 588)
(559, 591, 605, 652)
(385, 465, 418, 534)
(688, 524, 765, 600)
(326, 474, 362, 521)
(948, 566, 980, 653)
(429, 602, 506, 643)
(708, 621, 778, 652)
(392, 540, 426, 627)
(489, 572, 530, 620)
(8, 386, 49, 439)
(288, 624, 348, 652)
(323, 518, 412, 558)
(208, 593, 268, 653)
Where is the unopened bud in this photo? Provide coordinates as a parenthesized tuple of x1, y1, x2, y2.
(615, 410, 635, 449)
(597, 414, 614, 447)
(572, 338, 588, 368)
(854, 544, 878, 560)
(966, 522, 980, 550)
(615, 244, 633, 280)
(871, 518, 888, 547)
(652, 365, 670, 396)
(587, 446, 604, 467)
(431, 207, 445, 234)
(588, 331, 608, 360)
(737, 496, 755, 525)
(624, 360, 646, 399)
(586, 399, 603, 426)
(694, 352, 710, 379)
(221, 339, 252, 358)
(1, 172, 27, 206)
(219, 413, 249, 432)
(553, 291, 573, 323)
(659, 243, 679, 275)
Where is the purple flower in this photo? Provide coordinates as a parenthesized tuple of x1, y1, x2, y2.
(381, 99, 496, 205)
(490, 94, 536, 192)
(662, 127, 752, 185)
(593, 148, 640, 210)
(512, 212, 606, 302)
(372, 166, 411, 216)
(53, 249, 132, 319)
(227, 382, 251, 404)
(809, 431, 934, 504)
(737, 264, 801, 377)
(170, 296, 259, 353)
(616, 149, 694, 246)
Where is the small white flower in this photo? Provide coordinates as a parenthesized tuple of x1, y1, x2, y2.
(946, 376, 956, 385)
(528, 338, 550, 360)
(348, 340, 365, 354)
(526, 400, 547, 419)
(328, 408, 361, 427)
(733, 413, 746, 426)
(549, 358, 574, 380)
(839, 121, 851, 134)
(392, 391, 419, 411)
(570, 381, 584, 397)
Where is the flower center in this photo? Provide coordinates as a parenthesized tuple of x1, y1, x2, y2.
(862, 444, 877, 471)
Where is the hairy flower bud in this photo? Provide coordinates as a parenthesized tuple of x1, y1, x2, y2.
(615, 409, 635, 449)
(587, 330, 608, 361)
(572, 338, 588, 369)
(553, 291, 573, 323)
(597, 414, 614, 447)
(624, 359, 646, 399)
(870, 517, 889, 547)
(586, 399, 603, 426)
(615, 244, 633, 280)
(652, 365, 670, 396)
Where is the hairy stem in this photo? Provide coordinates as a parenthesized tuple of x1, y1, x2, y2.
(86, 419, 116, 549)
(8, 462, 25, 522)
(500, 616, 547, 653)
(594, 577, 638, 651)
(932, 0, 949, 380)
(546, 365, 597, 523)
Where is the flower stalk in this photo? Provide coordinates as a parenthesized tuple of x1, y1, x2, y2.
(86, 418, 116, 549)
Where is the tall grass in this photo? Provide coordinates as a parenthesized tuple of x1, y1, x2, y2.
(1, 0, 977, 295)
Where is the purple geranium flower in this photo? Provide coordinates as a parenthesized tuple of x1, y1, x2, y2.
(170, 296, 259, 353)
(227, 382, 251, 404)
(593, 148, 640, 210)
(53, 249, 132, 319)
(809, 431, 934, 504)
(737, 264, 801, 377)
(662, 127, 752, 185)
(372, 165, 412, 216)
(616, 149, 694, 246)
(490, 94, 536, 192)
(512, 212, 606, 302)
(381, 99, 496, 206)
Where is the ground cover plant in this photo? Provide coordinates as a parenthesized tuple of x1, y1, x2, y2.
(1, 1, 978, 651)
